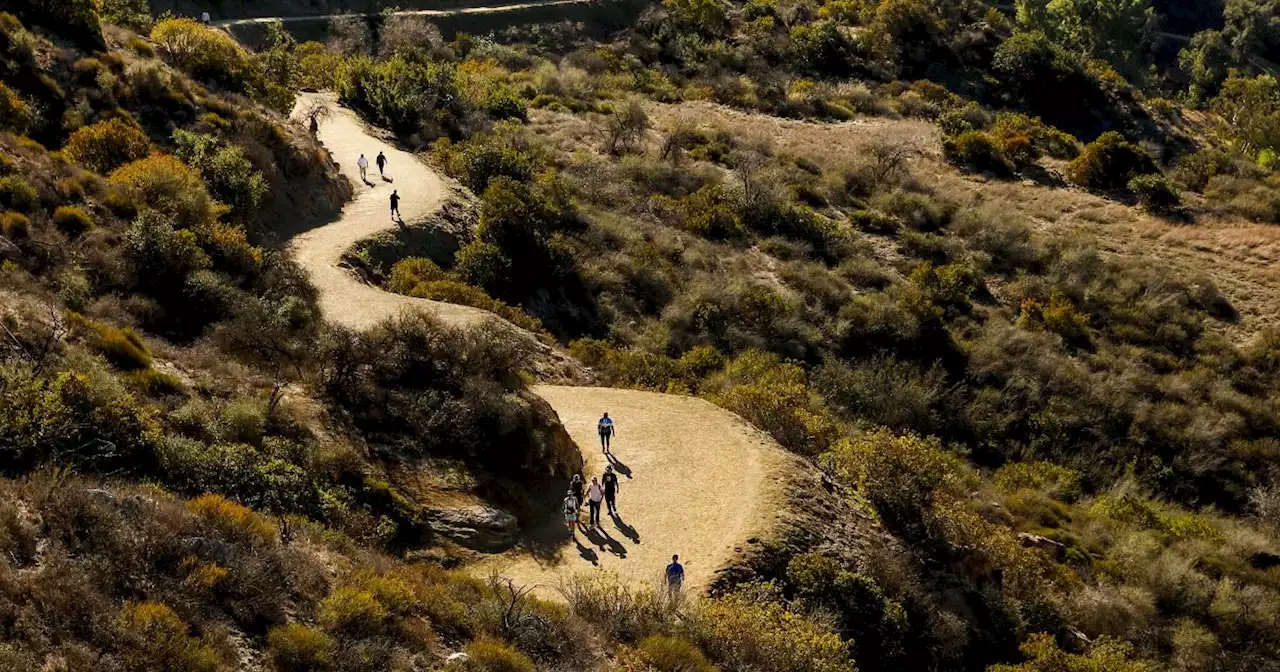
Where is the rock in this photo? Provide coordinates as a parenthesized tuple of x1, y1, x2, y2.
(1018, 532, 1066, 559)
(445, 652, 470, 663)
(426, 505, 519, 552)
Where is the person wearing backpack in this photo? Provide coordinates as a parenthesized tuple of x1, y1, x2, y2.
(597, 412, 615, 455)
(569, 474, 584, 509)
(586, 477, 605, 528)
(562, 489, 580, 539)
(602, 465, 620, 515)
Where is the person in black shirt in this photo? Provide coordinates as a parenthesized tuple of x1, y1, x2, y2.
(376, 151, 388, 177)
(602, 465, 619, 515)
(390, 190, 401, 220)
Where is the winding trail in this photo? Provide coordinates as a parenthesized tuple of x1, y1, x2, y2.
(287, 94, 791, 596)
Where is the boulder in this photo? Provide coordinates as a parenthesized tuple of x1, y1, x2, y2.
(426, 505, 519, 552)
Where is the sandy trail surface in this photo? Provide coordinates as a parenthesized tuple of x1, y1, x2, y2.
(286, 95, 790, 596)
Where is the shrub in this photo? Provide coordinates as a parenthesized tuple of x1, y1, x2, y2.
(118, 601, 222, 672)
(637, 635, 716, 672)
(173, 130, 268, 216)
(435, 131, 538, 193)
(121, 211, 212, 285)
(337, 54, 462, 139)
(943, 131, 1012, 175)
(151, 18, 262, 94)
(110, 154, 217, 229)
(988, 633, 1158, 672)
(994, 462, 1082, 500)
(0, 175, 37, 212)
(458, 637, 536, 672)
(679, 184, 746, 239)
(62, 118, 151, 174)
(186, 492, 277, 545)
(1066, 132, 1158, 191)
(267, 623, 335, 672)
(52, 205, 93, 236)
(690, 586, 855, 672)
(69, 313, 152, 370)
(1127, 174, 1181, 212)
(387, 257, 449, 292)
(0, 211, 29, 239)
(703, 350, 837, 455)
(452, 241, 511, 294)
(0, 81, 33, 134)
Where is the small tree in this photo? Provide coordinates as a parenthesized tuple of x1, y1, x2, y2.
(604, 99, 650, 155)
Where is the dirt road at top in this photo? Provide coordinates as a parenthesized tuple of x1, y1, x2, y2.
(286, 93, 792, 597)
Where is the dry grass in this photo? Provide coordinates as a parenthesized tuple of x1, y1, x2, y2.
(620, 101, 1280, 343)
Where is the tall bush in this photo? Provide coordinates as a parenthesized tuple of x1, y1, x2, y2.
(63, 118, 152, 175)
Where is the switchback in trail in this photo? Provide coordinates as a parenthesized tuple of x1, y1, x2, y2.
(287, 93, 793, 597)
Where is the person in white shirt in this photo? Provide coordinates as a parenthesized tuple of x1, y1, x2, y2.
(357, 153, 369, 181)
(200, 11, 211, 25)
(586, 477, 605, 528)
(597, 412, 615, 455)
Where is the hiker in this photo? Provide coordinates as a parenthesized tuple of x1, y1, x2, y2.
(563, 489, 580, 539)
(357, 153, 369, 181)
(569, 473, 584, 509)
(666, 554, 685, 594)
(200, 10, 211, 25)
(376, 151, 388, 177)
(603, 464, 619, 515)
(390, 190, 401, 220)
(597, 412, 615, 455)
(587, 476, 605, 528)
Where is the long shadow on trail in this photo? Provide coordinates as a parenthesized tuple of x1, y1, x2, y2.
(583, 525, 627, 558)
(611, 513, 640, 544)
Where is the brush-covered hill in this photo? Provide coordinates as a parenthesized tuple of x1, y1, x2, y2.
(235, 0, 1280, 670)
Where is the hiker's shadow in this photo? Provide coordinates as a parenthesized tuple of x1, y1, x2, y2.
(362, 178, 375, 187)
(584, 525, 627, 558)
(574, 535, 599, 565)
(381, 175, 394, 183)
(611, 513, 640, 544)
(607, 454, 633, 479)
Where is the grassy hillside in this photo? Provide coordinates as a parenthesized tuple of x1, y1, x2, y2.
(3, 1, 1280, 671)
(261, 1, 1280, 670)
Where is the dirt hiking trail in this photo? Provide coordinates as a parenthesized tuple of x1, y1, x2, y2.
(287, 94, 791, 596)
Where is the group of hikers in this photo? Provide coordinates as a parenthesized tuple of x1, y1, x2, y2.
(560, 413, 685, 593)
(353, 152, 401, 220)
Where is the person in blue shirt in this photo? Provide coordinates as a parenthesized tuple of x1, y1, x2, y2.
(665, 554, 684, 594)
(597, 412, 616, 455)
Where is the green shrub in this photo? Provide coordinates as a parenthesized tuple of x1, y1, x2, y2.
(338, 55, 463, 138)
(62, 118, 151, 174)
(267, 623, 335, 672)
(1066, 132, 1157, 191)
(459, 636, 536, 672)
(993, 461, 1082, 500)
(679, 184, 746, 239)
(51, 205, 93, 236)
(637, 635, 716, 672)
(452, 241, 511, 294)
(435, 130, 538, 193)
(943, 131, 1013, 175)
(0, 211, 30, 239)
(988, 633, 1158, 672)
(99, 0, 152, 31)
(121, 211, 212, 285)
(704, 350, 838, 455)
(1127, 174, 1180, 212)
(387, 257, 449, 292)
(0, 82, 33, 134)
(0, 175, 37, 212)
(172, 130, 268, 216)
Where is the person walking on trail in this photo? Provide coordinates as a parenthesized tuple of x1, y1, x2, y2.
(602, 465, 619, 516)
(597, 412, 615, 455)
(200, 11, 211, 25)
(562, 489, 580, 539)
(666, 554, 685, 594)
(587, 477, 605, 528)
(357, 153, 369, 181)
(569, 474, 584, 510)
(390, 190, 401, 220)
(376, 151, 388, 177)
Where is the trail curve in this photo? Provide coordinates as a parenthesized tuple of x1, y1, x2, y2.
(286, 93, 792, 596)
